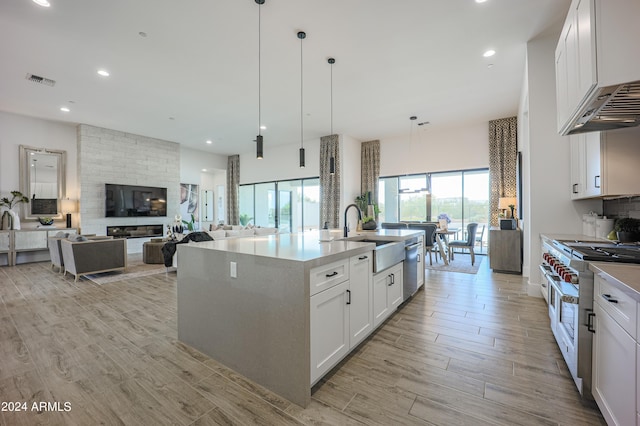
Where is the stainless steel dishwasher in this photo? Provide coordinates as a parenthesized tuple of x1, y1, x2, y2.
(403, 237, 420, 301)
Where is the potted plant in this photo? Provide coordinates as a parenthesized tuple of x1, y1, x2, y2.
(614, 218, 640, 243)
(182, 213, 196, 232)
(0, 191, 29, 230)
(355, 193, 380, 230)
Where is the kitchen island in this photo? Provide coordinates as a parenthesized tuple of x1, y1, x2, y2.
(177, 229, 422, 407)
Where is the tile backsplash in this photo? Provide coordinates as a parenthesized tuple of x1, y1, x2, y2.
(603, 196, 640, 219)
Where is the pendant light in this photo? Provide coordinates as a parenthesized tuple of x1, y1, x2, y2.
(298, 31, 306, 168)
(255, 0, 265, 159)
(328, 57, 336, 175)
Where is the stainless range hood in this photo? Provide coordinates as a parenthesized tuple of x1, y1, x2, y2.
(564, 81, 640, 135)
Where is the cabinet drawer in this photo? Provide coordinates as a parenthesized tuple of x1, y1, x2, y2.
(595, 274, 637, 337)
(310, 258, 349, 296)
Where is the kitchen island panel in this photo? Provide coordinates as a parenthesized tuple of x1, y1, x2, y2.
(177, 245, 311, 407)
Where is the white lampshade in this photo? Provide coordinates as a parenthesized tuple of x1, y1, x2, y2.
(498, 197, 517, 210)
(61, 198, 77, 214)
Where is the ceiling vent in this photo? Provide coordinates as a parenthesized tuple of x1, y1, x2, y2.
(25, 73, 56, 87)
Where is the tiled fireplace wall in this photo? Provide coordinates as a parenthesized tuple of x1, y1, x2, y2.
(78, 124, 180, 253)
(603, 196, 640, 219)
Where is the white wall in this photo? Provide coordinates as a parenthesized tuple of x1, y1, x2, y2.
(239, 138, 321, 184)
(379, 123, 489, 177)
(179, 146, 227, 184)
(341, 134, 363, 231)
(180, 146, 227, 230)
(522, 30, 601, 294)
(0, 111, 77, 229)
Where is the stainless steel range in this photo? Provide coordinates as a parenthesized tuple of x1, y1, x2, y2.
(540, 238, 640, 400)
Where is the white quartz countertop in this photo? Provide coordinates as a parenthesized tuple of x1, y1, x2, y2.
(181, 229, 422, 264)
(589, 262, 640, 298)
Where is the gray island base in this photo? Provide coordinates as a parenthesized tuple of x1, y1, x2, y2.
(177, 229, 420, 407)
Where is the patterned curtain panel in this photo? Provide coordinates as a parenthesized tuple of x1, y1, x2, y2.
(489, 116, 518, 227)
(320, 134, 340, 228)
(361, 140, 380, 208)
(226, 155, 240, 225)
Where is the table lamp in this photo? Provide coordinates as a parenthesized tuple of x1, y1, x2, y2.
(498, 197, 517, 218)
(61, 198, 77, 228)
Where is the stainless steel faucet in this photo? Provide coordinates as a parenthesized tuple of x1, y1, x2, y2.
(343, 204, 362, 237)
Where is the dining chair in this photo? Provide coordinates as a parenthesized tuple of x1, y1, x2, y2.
(448, 222, 479, 265)
(406, 223, 438, 265)
(475, 224, 486, 253)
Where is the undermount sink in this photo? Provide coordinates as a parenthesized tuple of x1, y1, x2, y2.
(346, 237, 404, 272)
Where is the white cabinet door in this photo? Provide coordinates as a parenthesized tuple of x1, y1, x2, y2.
(388, 263, 403, 310)
(349, 254, 372, 348)
(416, 244, 424, 289)
(592, 300, 636, 426)
(14, 230, 47, 250)
(555, 39, 569, 133)
(310, 280, 350, 384)
(576, 0, 596, 101)
(583, 131, 602, 197)
(570, 134, 585, 199)
(373, 271, 390, 327)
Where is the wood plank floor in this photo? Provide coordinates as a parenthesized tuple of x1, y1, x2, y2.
(0, 258, 605, 425)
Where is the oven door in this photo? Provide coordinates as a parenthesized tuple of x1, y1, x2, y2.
(550, 280, 580, 379)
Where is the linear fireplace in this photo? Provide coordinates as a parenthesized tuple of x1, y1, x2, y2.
(106, 225, 164, 239)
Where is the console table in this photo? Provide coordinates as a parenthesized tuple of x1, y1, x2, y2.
(0, 228, 77, 266)
(489, 227, 522, 274)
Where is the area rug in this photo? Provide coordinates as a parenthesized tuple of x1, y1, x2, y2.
(424, 253, 483, 274)
(84, 254, 168, 285)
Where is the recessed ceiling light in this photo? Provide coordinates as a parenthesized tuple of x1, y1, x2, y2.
(60, 107, 70, 112)
(97, 70, 110, 77)
(202, 169, 207, 172)
(32, 0, 50, 7)
(168, 117, 175, 120)
(138, 31, 147, 38)
(475, 0, 488, 3)
(483, 50, 496, 58)
(260, 125, 267, 130)
(206, 140, 212, 144)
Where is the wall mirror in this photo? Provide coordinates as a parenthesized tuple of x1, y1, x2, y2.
(19, 145, 66, 220)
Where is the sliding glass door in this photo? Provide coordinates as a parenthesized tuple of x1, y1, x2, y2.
(239, 177, 320, 232)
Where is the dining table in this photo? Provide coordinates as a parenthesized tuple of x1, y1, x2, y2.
(435, 227, 459, 265)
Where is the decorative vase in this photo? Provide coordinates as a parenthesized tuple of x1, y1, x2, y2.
(1, 210, 10, 230)
(1, 210, 20, 230)
(362, 220, 377, 231)
(617, 231, 640, 243)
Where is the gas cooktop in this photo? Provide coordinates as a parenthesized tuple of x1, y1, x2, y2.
(556, 240, 640, 263)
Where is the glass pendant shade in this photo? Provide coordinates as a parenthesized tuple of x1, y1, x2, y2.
(299, 148, 305, 168)
(329, 156, 335, 175)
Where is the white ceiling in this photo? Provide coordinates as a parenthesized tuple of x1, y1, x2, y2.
(0, 0, 569, 156)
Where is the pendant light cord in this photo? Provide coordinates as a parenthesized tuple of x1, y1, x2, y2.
(258, 2, 262, 136)
(330, 61, 333, 135)
(300, 35, 303, 149)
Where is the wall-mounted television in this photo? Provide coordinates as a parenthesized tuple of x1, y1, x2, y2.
(105, 184, 167, 217)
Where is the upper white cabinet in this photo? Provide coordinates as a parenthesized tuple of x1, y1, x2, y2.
(555, 0, 640, 135)
(569, 127, 640, 199)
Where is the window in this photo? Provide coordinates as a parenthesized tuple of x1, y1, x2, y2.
(239, 177, 320, 232)
(378, 169, 489, 244)
(399, 175, 428, 222)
